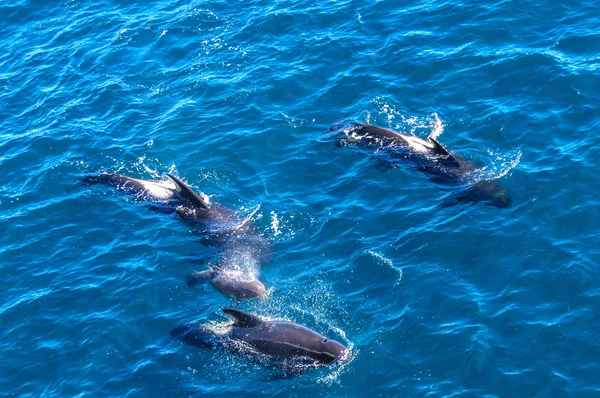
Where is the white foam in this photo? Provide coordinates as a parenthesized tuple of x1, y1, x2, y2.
(270, 211, 282, 236)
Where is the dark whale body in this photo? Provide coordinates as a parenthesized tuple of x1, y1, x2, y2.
(83, 172, 233, 222)
(334, 122, 512, 208)
(170, 309, 347, 366)
(186, 267, 266, 299)
(83, 172, 271, 298)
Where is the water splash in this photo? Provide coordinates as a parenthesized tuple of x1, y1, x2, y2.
(317, 344, 358, 385)
(270, 210, 282, 236)
(429, 113, 444, 139)
(371, 98, 445, 140)
(234, 204, 261, 231)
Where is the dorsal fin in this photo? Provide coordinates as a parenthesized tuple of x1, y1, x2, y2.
(428, 137, 451, 156)
(167, 174, 210, 209)
(223, 308, 264, 328)
(427, 138, 463, 168)
(427, 137, 463, 167)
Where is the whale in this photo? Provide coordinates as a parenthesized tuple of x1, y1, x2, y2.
(83, 172, 271, 298)
(82, 172, 232, 221)
(170, 308, 347, 366)
(333, 122, 512, 208)
(187, 266, 266, 299)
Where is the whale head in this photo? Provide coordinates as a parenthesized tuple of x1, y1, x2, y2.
(450, 179, 511, 208)
(210, 270, 267, 299)
(308, 336, 347, 363)
(279, 323, 347, 363)
(471, 179, 512, 208)
(443, 179, 512, 208)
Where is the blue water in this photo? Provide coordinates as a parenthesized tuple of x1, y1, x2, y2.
(1, 0, 599, 396)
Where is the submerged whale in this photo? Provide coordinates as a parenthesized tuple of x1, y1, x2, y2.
(187, 266, 266, 299)
(170, 308, 347, 367)
(83, 172, 271, 298)
(333, 122, 512, 208)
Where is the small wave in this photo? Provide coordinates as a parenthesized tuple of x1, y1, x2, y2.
(461, 148, 522, 183)
(483, 148, 522, 180)
(366, 250, 403, 286)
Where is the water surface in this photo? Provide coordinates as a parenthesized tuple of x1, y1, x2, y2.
(1, 0, 599, 396)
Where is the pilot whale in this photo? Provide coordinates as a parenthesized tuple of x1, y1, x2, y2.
(83, 172, 231, 221)
(333, 122, 512, 208)
(83, 172, 271, 298)
(187, 265, 266, 299)
(170, 308, 347, 366)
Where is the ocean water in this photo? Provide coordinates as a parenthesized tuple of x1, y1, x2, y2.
(1, 0, 599, 396)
